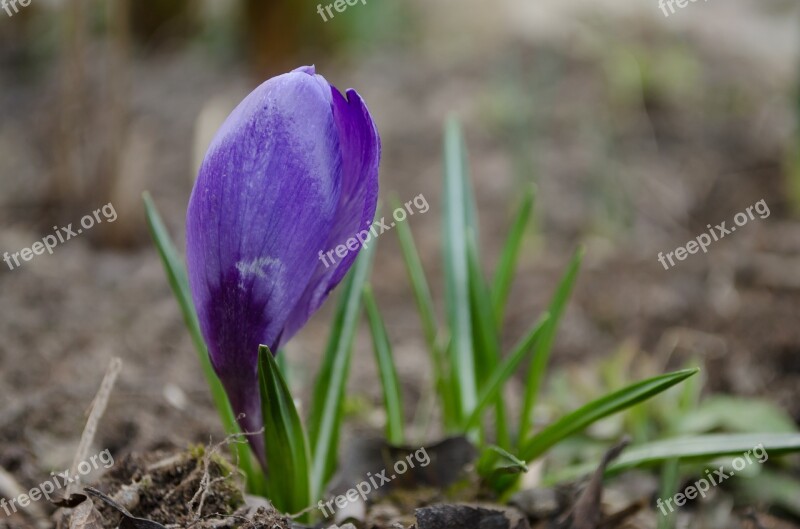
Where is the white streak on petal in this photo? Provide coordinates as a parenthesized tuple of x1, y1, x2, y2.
(236, 257, 282, 290)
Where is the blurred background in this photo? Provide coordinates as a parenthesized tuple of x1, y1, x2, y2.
(1, 0, 800, 524)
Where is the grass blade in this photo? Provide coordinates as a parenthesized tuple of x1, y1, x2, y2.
(392, 197, 440, 353)
(479, 445, 529, 480)
(545, 433, 800, 485)
(739, 470, 800, 518)
(143, 193, 262, 491)
(492, 186, 534, 327)
(466, 230, 509, 446)
(487, 445, 528, 473)
(517, 246, 584, 445)
(605, 433, 800, 474)
(674, 396, 798, 435)
(275, 349, 290, 384)
(363, 286, 405, 445)
(520, 368, 700, 463)
(392, 198, 455, 427)
(657, 459, 679, 529)
(143, 193, 229, 423)
(442, 117, 478, 421)
(463, 313, 550, 432)
(258, 346, 311, 517)
(308, 242, 376, 500)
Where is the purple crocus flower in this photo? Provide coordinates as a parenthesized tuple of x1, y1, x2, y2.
(186, 66, 380, 464)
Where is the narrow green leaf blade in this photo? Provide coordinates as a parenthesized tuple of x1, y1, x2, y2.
(363, 286, 405, 445)
(674, 396, 798, 435)
(392, 197, 454, 425)
(545, 433, 800, 485)
(442, 117, 478, 421)
(489, 445, 528, 473)
(392, 196, 440, 354)
(258, 346, 312, 517)
(739, 470, 800, 518)
(466, 230, 509, 446)
(657, 459, 680, 529)
(308, 242, 376, 500)
(463, 313, 550, 431)
(491, 186, 534, 327)
(144, 193, 227, 421)
(483, 445, 529, 477)
(276, 349, 290, 385)
(466, 230, 499, 380)
(143, 193, 262, 491)
(605, 433, 800, 475)
(518, 246, 584, 445)
(520, 368, 700, 463)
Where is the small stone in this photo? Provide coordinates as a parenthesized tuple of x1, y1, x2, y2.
(509, 487, 562, 520)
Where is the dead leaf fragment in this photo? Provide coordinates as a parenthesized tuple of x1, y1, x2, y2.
(84, 487, 168, 529)
(68, 498, 103, 529)
(564, 437, 630, 529)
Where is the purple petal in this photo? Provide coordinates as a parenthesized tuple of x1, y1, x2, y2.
(278, 86, 381, 345)
(186, 69, 344, 461)
(293, 65, 316, 75)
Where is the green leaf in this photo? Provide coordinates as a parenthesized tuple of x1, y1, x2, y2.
(517, 246, 584, 445)
(464, 227, 493, 380)
(143, 193, 262, 492)
(363, 286, 405, 445)
(392, 197, 455, 427)
(738, 470, 800, 518)
(462, 313, 550, 432)
(520, 368, 700, 463)
(275, 349, 290, 385)
(545, 433, 800, 485)
(491, 186, 534, 327)
(392, 196, 440, 354)
(460, 136, 480, 242)
(489, 445, 528, 471)
(258, 346, 311, 517)
(442, 117, 478, 422)
(308, 242, 376, 500)
(674, 396, 798, 435)
(466, 230, 509, 446)
(481, 445, 529, 478)
(657, 459, 680, 529)
(605, 433, 800, 475)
